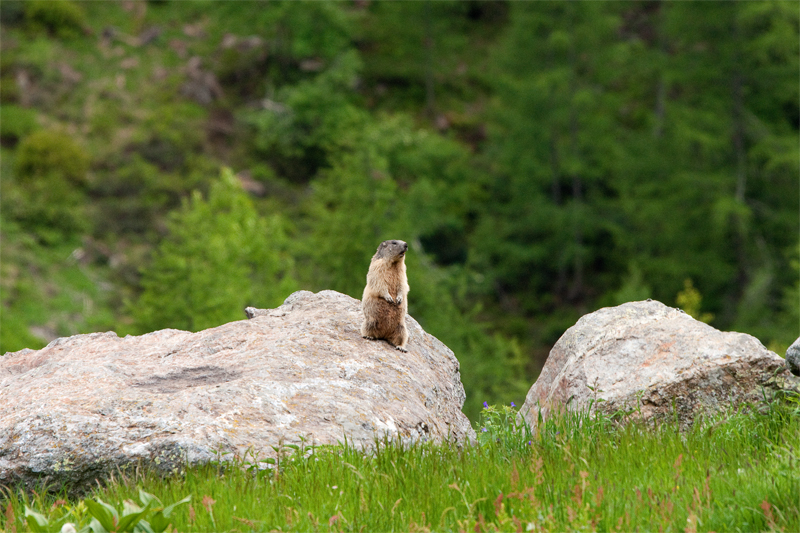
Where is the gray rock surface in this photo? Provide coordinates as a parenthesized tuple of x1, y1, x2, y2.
(521, 300, 799, 428)
(786, 337, 800, 376)
(0, 290, 473, 491)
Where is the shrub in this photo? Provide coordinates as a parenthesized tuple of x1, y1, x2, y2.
(2, 176, 88, 244)
(7, 129, 90, 242)
(15, 129, 89, 185)
(24, 0, 86, 38)
(0, 104, 38, 145)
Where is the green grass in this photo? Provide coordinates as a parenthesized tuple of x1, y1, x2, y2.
(3, 401, 800, 532)
(0, 217, 119, 354)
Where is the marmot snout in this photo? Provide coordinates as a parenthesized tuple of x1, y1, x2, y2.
(361, 240, 409, 352)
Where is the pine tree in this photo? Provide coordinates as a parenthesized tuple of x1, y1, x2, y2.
(132, 168, 297, 333)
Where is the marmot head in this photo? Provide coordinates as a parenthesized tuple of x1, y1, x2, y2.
(374, 240, 408, 262)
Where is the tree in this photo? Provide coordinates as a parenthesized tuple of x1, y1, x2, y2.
(132, 168, 297, 333)
(475, 1, 798, 352)
(475, 2, 626, 313)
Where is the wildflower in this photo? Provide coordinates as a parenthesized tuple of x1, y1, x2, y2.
(510, 402, 516, 407)
(528, 441, 532, 446)
(481, 427, 488, 432)
(555, 431, 560, 435)
(483, 401, 489, 408)
(51, 500, 67, 512)
(202, 495, 216, 513)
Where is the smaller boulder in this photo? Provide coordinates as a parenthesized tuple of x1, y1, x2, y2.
(521, 300, 799, 429)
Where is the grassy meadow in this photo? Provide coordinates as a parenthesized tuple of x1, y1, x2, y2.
(2, 401, 799, 532)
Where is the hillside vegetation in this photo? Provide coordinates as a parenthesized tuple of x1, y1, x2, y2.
(1, 1, 798, 419)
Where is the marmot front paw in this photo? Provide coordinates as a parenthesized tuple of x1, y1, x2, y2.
(363, 335, 377, 340)
(383, 295, 395, 304)
(395, 345, 408, 353)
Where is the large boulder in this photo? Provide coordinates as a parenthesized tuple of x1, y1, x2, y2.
(521, 300, 799, 428)
(0, 290, 474, 491)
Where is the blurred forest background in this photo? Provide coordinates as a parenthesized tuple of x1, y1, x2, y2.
(1, 0, 798, 419)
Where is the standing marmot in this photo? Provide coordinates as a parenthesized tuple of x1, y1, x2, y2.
(361, 240, 409, 352)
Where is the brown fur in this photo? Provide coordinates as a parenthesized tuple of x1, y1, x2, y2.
(361, 240, 410, 352)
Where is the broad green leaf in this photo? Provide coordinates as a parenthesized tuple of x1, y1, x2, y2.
(148, 495, 190, 533)
(24, 506, 50, 533)
(88, 517, 109, 533)
(161, 495, 191, 518)
(137, 490, 161, 509)
(146, 513, 171, 533)
(84, 500, 117, 533)
(122, 500, 142, 516)
(133, 519, 156, 533)
(116, 500, 152, 532)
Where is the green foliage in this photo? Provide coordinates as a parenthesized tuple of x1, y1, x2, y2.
(474, 2, 626, 314)
(133, 104, 207, 174)
(0, 311, 46, 355)
(4, 129, 89, 243)
(24, 0, 86, 38)
(23, 505, 68, 533)
(136, 491, 192, 533)
(132, 168, 297, 333)
(0, 104, 38, 144)
(9, 491, 189, 533)
(475, 402, 531, 450)
(208, 0, 356, 102)
(475, 1, 798, 349)
(300, 112, 478, 292)
(409, 266, 528, 420)
(15, 129, 89, 185)
(774, 248, 800, 352)
(86, 102, 216, 239)
(88, 155, 167, 237)
(358, 1, 505, 112)
(676, 279, 715, 324)
(271, 1, 354, 61)
(244, 49, 366, 183)
(608, 263, 652, 305)
(3, 405, 799, 531)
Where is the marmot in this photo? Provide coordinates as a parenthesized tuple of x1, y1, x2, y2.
(361, 240, 409, 352)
